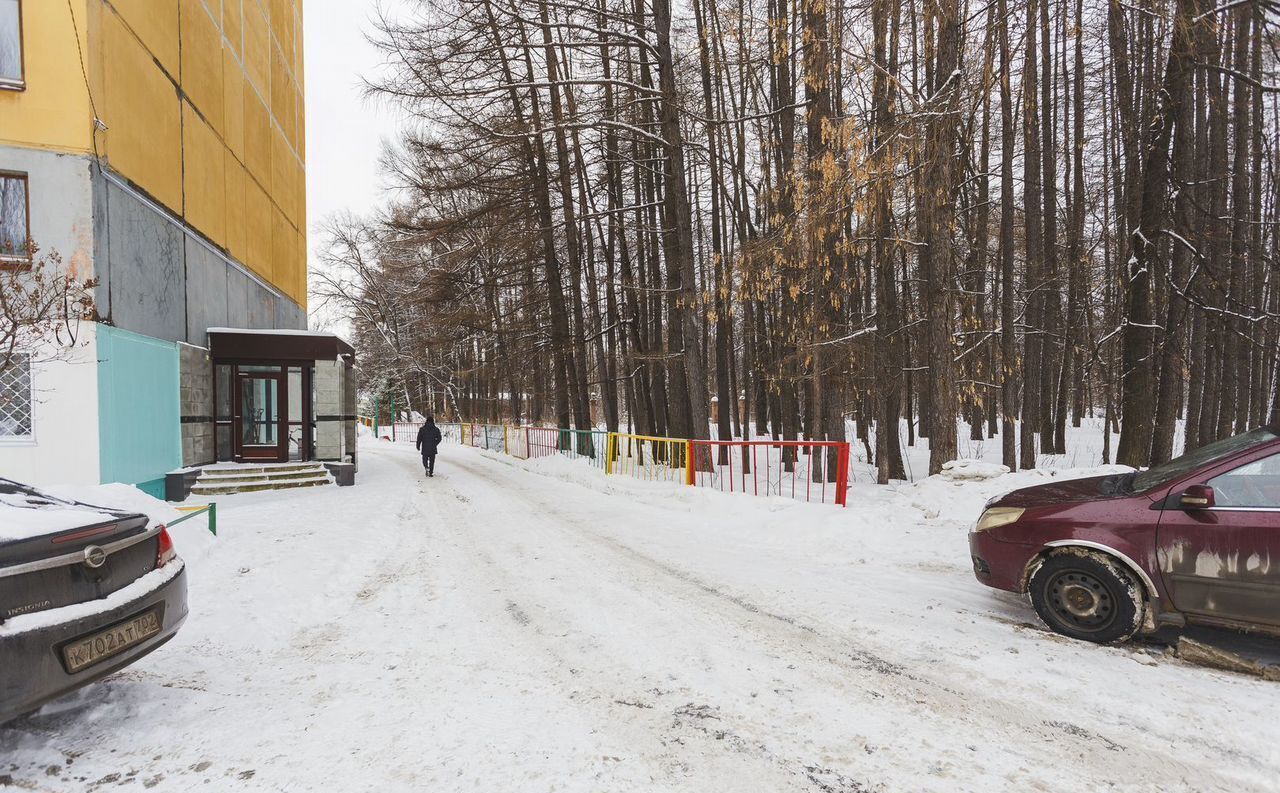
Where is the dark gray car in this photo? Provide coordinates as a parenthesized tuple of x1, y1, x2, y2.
(0, 479, 188, 724)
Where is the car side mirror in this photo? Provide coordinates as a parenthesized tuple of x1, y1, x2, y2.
(1180, 484, 1215, 510)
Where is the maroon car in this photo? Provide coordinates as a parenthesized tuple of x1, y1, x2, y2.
(969, 425, 1280, 643)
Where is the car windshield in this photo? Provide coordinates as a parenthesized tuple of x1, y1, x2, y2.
(1132, 427, 1279, 493)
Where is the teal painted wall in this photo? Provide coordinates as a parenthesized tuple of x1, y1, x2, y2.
(98, 325, 181, 498)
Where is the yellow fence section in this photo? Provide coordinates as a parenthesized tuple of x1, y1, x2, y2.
(605, 432, 694, 485)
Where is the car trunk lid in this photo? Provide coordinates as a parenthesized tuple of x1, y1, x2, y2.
(0, 481, 160, 623)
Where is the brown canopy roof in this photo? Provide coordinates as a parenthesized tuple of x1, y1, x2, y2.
(207, 328, 356, 361)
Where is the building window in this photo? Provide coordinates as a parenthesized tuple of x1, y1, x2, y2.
(0, 355, 32, 440)
(0, 172, 29, 263)
(0, 0, 22, 90)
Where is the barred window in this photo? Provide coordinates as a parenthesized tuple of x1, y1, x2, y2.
(0, 0, 21, 89)
(0, 172, 29, 261)
(0, 355, 32, 439)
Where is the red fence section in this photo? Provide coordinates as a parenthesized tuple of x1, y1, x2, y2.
(525, 427, 561, 460)
(688, 440, 849, 506)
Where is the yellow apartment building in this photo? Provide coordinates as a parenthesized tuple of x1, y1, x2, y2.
(0, 2, 354, 496)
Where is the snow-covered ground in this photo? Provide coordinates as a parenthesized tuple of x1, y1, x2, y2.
(843, 415, 1161, 483)
(2, 440, 1277, 791)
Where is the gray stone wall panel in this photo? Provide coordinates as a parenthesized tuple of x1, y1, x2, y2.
(275, 295, 306, 330)
(178, 343, 214, 466)
(314, 360, 344, 461)
(102, 180, 186, 342)
(184, 240, 230, 344)
(91, 170, 305, 343)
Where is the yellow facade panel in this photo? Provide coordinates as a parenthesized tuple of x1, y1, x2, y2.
(244, 175, 273, 282)
(272, 129, 301, 227)
(181, 102, 227, 244)
(102, 11, 182, 210)
(294, 228, 308, 307)
(243, 89, 271, 185)
(221, 49, 245, 160)
(222, 0, 243, 58)
(269, 46, 294, 145)
(180, 0, 224, 134)
(269, 0, 294, 64)
(242, 2, 269, 97)
(279, 82, 297, 150)
(272, 205, 295, 301)
(295, 158, 306, 231)
(295, 86, 305, 162)
(0, 1, 95, 152)
(108, 0, 180, 78)
(293, 8, 304, 94)
(224, 154, 247, 261)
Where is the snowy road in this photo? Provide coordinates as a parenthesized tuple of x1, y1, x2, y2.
(2, 443, 1279, 791)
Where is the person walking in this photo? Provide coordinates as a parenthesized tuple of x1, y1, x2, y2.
(416, 417, 443, 477)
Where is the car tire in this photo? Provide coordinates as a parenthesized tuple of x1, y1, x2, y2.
(1028, 551, 1145, 644)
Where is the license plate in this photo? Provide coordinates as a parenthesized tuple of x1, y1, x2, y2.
(61, 607, 163, 674)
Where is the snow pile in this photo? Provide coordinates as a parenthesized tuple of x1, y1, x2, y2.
(0, 491, 126, 541)
(45, 483, 182, 527)
(44, 483, 216, 563)
(899, 463, 1133, 520)
(842, 415, 1152, 482)
(938, 458, 1009, 481)
(164, 515, 217, 564)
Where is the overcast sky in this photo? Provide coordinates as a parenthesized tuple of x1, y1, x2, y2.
(302, 0, 407, 326)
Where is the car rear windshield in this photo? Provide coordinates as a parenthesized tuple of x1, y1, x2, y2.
(1133, 427, 1278, 493)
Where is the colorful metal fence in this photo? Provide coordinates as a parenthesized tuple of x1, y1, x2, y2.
(437, 422, 464, 444)
(605, 433, 691, 484)
(507, 425, 530, 459)
(527, 427, 610, 469)
(688, 439, 850, 506)
(375, 417, 850, 506)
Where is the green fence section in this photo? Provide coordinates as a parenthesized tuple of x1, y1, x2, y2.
(171, 503, 218, 535)
(556, 428, 609, 469)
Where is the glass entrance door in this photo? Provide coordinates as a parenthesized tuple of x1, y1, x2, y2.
(234, 369, 286, 461)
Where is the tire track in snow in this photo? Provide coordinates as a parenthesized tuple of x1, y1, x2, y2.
(437, 448, 1271, 793)
(426, 453, 967, 790)
(403, 450, 815, 791)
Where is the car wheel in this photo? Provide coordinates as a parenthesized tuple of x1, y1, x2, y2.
(1028, 551, 1145, 644)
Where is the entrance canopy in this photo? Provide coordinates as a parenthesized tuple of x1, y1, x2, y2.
(207, 328, 356, 465)
(208, 328, 356, 361)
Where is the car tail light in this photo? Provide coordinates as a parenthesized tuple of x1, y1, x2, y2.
(156, 527, 177, 567)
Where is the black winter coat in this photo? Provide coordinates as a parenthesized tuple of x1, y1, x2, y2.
(416, 424, 443, 456)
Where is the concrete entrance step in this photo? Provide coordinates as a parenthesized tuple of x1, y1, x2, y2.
(191, 461, 333, 496)
(197, 470, 325, 485)
(201, 463, 324, 476)
(191, 474, 333, 496)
